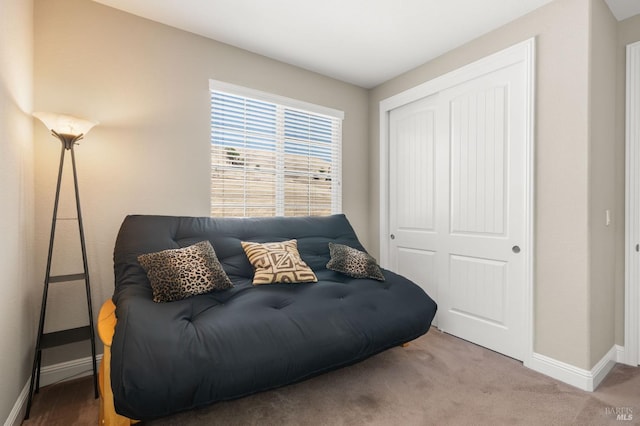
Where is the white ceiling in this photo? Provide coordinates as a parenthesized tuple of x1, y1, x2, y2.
(92, 0, 636, 89)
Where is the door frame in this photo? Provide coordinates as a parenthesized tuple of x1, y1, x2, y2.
(624, 40, 640, 367)
(379, 38, 535, 366)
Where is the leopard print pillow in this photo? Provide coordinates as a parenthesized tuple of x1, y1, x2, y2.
(137, 240, 233, 303)
(326, 242, 385, 281)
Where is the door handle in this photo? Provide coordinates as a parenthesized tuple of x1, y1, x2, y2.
(512, 245, 521, 254)
(390, 234, 395, 240)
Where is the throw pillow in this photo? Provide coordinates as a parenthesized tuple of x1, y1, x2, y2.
(241, 239, 318, 285)
(137, 240, 233, 303)
(326, 242, 385, 281)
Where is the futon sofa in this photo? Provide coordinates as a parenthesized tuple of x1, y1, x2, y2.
(98, 214, 437, 422)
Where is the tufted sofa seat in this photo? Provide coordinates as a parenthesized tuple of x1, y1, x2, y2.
(108, 214, 437, 420)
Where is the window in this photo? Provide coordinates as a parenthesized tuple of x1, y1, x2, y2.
(210, 80, 343, 217)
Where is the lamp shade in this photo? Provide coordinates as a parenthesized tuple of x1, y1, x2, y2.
(33, 112, 98, 137)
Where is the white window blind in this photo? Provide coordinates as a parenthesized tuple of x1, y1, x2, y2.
(210, 80, 343, 218)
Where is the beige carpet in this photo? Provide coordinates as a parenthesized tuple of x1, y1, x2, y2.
(24, 330, 640, 426)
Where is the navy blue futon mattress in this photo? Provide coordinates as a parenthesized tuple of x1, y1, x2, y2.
(110, 214, 437, 419)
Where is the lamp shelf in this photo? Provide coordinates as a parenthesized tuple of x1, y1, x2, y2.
(48, 273, 87, 283)
(40, 326, 93, 349)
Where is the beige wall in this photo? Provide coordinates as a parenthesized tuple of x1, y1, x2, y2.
(0, 0, 34, 422)
(369, 0, 597, 369)
(587, 0, 618, 367)
(618, 12, 640, 43)
(33, 0, 369, 364)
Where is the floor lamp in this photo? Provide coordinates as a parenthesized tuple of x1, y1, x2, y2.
(25, 112, 100, 419)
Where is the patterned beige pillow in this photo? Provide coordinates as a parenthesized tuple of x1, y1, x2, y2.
(138, 240, 233, 303)
(241, 239, 317, 285)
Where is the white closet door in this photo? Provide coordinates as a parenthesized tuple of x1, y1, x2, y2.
(389, 60, 528, 361)
(388, 94, 442, 325)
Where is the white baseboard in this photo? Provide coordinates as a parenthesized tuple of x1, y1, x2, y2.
(591, 346, 619, 390)
(3, 354, 102, 426)
(528, 345, 618, 392)
(3, 382, 29, 426)
(38, 354, 102, 388)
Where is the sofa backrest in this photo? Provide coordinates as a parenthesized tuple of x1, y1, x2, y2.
(113, 214, 365, 290)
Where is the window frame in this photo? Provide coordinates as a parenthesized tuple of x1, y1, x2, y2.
(209, 79, 344, 217)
